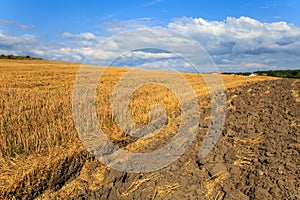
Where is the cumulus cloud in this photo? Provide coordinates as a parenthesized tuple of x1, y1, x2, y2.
(1, 16, 300, 72)
(67, 17, 300, 71)
(168, 16, 300, 71)
(128, 50, 176, 60)
(168, 16, 300, 53)
(112, 51, 195, 72)
(0, 31, 90, 62)
(0, 32, 38, 55)
(78, 28, 216, 73)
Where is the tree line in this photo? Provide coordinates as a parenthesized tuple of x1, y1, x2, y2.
(224, 69, 300, 79)
(0, 54, 42, 60)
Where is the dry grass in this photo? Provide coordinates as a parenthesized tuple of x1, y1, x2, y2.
(37, 159, 106, 199)
(233, 134, 263, 167)
(0, 59, 275, 198)
(121, 174, 157, 197)
(157, 182, 181, 198)
(291, 80, 300, 103)
(0, 140, 89, 199)
(226, 94, 238, 111)
(0, 60, 80, 157)
(205, 172, 229, 199)
(291, 90, 300, 103)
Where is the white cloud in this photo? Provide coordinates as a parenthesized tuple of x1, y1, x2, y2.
(0, 32, 38, 55)
(1, 16, 300, 72)
(0, 19, 35, 30)
(142, 0, 163, 7)
(31, 49, 45, 56)
(0, 31, 87, 62)
(61, 32, 97, 40)
(168, 16, 300, 53)
(0, 19, 15, 25)
(167, 16, 300, 71)
(112, 53, 194, 72)
(19, 24, 35, 30)
(126, 51, 176, 60)
(101, 18, 154, 34)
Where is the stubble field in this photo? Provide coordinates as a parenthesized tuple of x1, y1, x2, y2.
(0, 59, 299, 199)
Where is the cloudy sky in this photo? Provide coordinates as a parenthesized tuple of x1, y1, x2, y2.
(0, 0, 300, 72)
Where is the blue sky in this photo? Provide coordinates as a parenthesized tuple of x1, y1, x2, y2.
(1, 0, 300, 72)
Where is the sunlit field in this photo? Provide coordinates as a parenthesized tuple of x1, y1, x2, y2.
(0, 59, 277, 198)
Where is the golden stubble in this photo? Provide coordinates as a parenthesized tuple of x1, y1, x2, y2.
(0, 59, 276, 198)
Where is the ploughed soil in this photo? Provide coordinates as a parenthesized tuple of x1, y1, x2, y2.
(70, 78, 300, 200)
(5, 78, 300, 199)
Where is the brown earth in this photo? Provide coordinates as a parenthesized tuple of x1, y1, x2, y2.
(68, 79, 299, 199)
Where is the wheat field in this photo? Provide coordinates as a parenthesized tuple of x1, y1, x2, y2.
(0, 59, 276, 198)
